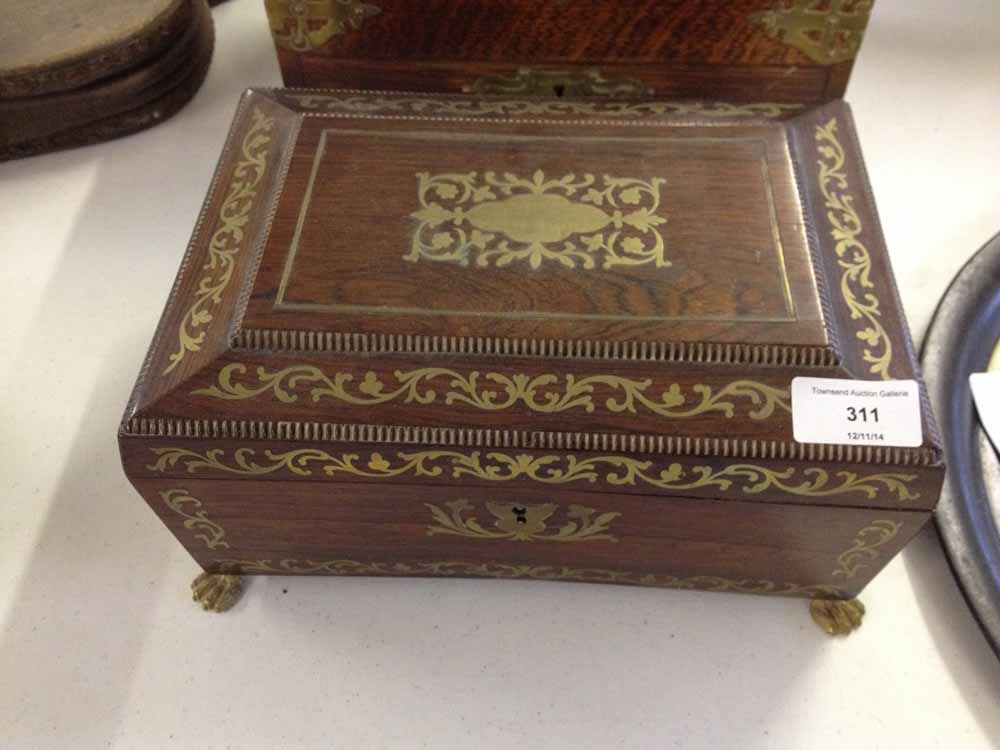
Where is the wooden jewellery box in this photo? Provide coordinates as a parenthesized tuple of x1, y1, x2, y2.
(119, 89, 943, 631)
(263, 0, 875, 103)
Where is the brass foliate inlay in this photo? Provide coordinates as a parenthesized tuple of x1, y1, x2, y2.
(815, 118, 895, 380)
(833, 520, 902, 580)
(148, 448, 921, 503)
(426, 499, 621, 543)
(463, 67, 653, 100)
(160, 489, 229, 550)
(408, 171, 668, 270)
(285, 93, 805, 120)
(265, 0, 381, 52)
(164, 107, 274, 375)
(194, 363, 791, 421)
(751, 0, 873, 65)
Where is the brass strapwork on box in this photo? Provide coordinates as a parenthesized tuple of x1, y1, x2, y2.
(463, 68, 654, 100)
(266, 0, 381, 51)
(752, 0, 874, 65)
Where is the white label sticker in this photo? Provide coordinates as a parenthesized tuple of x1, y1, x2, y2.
(970, 372, 1000, 449)
(791, 377, 923, 447)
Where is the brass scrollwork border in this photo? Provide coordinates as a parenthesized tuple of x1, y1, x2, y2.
(816, 117, 895, 380)
(283, 93, 805, 120)
(194, 363, 791, 421)
(215, 558, 846, 599)
(147, 447, 921, 502)
(164, 107, 275, 375)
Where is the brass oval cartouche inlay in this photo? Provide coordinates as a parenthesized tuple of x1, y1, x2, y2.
(408, 170, 668, 270)
(465, 192, 612, 245)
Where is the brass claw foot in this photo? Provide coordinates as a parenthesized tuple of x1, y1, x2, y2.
(810, 597, 865, 636)
(191, 572, 243, 613)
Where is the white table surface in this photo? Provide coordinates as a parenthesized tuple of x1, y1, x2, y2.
(2, 1, 999, 747)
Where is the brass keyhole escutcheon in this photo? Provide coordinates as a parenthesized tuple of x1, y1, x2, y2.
(512, 506, 528, 524)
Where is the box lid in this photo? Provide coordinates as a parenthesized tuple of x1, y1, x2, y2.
(121, 89, 942, 509)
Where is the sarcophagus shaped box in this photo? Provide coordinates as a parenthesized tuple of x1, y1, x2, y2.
(119, 89, 942, 621)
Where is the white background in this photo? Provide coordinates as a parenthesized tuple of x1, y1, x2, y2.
(2, 1, 999, 747)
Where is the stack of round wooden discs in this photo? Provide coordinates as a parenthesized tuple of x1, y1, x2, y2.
(0, 0, 214, 160)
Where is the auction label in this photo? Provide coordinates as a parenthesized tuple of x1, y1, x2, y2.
(791, 377, 923, 447)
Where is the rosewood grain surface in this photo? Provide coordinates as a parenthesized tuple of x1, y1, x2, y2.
(120, 89, 942, 600)
(245, 115, 823, 345)
(268, 0, 869, 102)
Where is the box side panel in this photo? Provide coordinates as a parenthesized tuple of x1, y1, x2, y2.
(131, 475, 927, 600)
(122, 89, 299, 421)
(789, 100, 944, 454)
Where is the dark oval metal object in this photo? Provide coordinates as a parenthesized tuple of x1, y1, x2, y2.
(922, 231, 1000, 658)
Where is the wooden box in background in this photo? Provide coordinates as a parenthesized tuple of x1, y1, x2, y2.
(263, 0, 875, 102)
(119, 89, 942, 623)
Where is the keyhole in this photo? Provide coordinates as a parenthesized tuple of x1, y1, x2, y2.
(552, 84, 566, 98)
(512, 506, 528, 524)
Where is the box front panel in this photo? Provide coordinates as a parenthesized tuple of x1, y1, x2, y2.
(135, 476, 928, 600)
